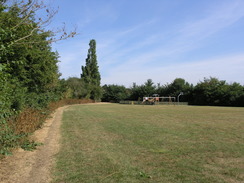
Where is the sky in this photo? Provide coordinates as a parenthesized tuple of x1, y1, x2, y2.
(46, 0, 244, 87)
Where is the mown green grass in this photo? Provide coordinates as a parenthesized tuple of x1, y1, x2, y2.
(53, 104, 244, 183)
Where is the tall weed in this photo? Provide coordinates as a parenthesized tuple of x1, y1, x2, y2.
(0, 98, 93, 156)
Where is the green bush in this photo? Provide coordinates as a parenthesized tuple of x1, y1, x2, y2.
(0, 71, 20, 155)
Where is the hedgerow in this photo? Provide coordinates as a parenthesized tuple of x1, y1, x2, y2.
(0, 1, 78, 156)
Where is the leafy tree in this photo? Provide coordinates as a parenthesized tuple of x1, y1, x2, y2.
(162, 78, 193, 102)
(0, 1, 62, 110)
(0, 0, 76, 100)
(0, 0, 76, 51)
(190, 77, 237, 106)
(227, 82, 244, 106)
(129, 79, 156, 100)
(102, 84, 129, 102)
(66, 77, 88, 99)
(143, 79, 156, 96)
(81, 39, 102, 100)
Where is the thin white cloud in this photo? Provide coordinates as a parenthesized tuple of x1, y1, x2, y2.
(179, 0, 244, 41)
(96, 19, 160, 64)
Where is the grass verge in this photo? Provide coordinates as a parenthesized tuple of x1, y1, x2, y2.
(53, 104, 244, 183)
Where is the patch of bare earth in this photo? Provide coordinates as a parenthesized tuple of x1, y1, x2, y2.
(0, 106, 68, 183)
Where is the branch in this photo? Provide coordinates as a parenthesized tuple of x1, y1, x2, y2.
(11, 8, 33, 30)
(3, 0, 77, 47)
(13, 27, 39, 44)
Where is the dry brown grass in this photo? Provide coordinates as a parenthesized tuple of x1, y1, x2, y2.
(5, 98, 94, 154)
(48, 99, 94, 112)
(9, 108, 47, 135)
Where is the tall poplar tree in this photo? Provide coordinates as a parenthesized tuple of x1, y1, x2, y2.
(81, 39, 102, 100)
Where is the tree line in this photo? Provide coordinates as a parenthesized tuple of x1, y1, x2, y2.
(64, 76, 244, 107)
(100, 78, 244, 106)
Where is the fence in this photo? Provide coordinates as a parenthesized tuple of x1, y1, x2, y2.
(119, 101, 188, 105)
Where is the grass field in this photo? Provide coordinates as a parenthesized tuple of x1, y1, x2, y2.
(52, 104, 244, 183)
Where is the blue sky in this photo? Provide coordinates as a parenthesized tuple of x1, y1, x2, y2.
(47, 0, 244, 87)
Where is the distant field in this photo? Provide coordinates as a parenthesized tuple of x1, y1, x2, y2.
(53, 104, 244, 183)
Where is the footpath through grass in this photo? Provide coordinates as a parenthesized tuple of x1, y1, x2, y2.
(53, 104, 244, 183)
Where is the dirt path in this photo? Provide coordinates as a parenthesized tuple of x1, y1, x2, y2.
(0, 105, 68, 183)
